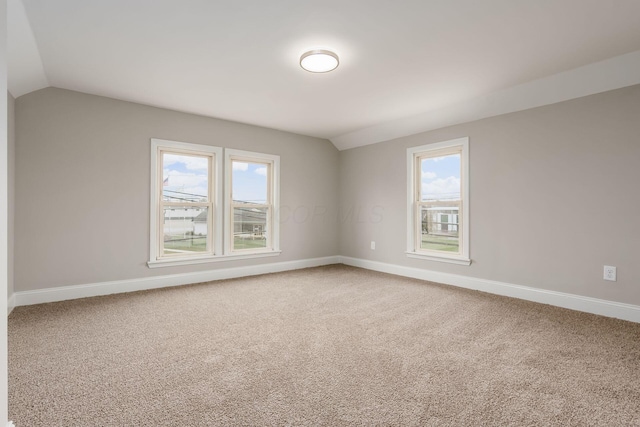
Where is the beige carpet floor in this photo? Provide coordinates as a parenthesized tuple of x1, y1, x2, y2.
(8, 264, 640, 426)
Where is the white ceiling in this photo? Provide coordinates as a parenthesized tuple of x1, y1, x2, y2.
(8, 0, 640, 150)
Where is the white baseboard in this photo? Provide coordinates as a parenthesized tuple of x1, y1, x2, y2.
(12, 255, 640, 324)
(13, 256, 341, 307)
(339, 256, 640, 323)
(7, 294, 15, 315)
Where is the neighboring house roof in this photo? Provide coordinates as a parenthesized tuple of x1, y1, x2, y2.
(194, 211, 208, 223)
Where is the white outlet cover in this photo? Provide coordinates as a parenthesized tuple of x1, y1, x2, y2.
(604, 265, 617, 281)
(370, 241, 376, 250)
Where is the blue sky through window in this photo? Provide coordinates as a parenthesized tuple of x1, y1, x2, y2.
(162, 154, 268, 204)
(421, 154, 461, 200)
(232, 161, 267, 204)
(162, 153, 209, 201)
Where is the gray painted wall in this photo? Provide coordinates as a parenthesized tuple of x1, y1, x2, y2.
(14, 88, 339, 291)
(7, 92, 14, 300)
(13, 85, 640, 307)
(339, 84, 640, 305)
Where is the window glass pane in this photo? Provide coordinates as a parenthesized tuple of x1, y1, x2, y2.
(232, 161, 268, 204)
(162, 153, 209, 202)
(420, 153, 460, 202)
(163, 207, 208, 255)
(419, 205, 460, 253)
(233, 207, 267, 250)
(419, 152, 461, 254)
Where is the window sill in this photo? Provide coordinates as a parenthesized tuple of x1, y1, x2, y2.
(405, 251, 471, 266)
(148, 250, 282, 268)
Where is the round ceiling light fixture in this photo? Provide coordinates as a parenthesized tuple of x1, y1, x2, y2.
(300, 49, 339, 73)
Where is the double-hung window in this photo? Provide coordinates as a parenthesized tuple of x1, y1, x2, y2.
(149, 141, 280, 267)
(225, 149, 280, 254)
(149, 139, 222, 266)
(407, 137, 470, 265)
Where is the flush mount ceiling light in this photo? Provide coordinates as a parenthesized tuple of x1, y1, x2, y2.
(300, 49, 339, 73)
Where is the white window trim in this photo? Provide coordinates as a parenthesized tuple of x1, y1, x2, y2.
(406, 137, 471, 266)
(225, 148, 281, 256)
(148, 138, 223, 267)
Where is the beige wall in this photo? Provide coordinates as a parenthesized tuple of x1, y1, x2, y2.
(7, 92, 14, 299)
(339, 84, 640, 305)
(14, 88, 339, 291)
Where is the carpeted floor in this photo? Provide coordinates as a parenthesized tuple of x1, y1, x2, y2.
(8, 264, 640, 426)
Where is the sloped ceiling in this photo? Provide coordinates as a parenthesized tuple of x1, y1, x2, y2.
(9, 0, 640, 149)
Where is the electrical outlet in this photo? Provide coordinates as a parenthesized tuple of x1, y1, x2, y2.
(603, 265, 617, 282)
(370, 241, 376, 250)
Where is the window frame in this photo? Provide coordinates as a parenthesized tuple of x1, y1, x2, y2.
(148, 138, 223, 267)
(225, 149, 280, 255)
(406, 137, 471, 265)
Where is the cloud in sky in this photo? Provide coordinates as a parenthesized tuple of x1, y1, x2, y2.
(164, 170, 206, 185)
(233, 162, 248, 171)
(164, 153, 208, 171)
(163, 170, 208, 198)
(255, 167, 267, 176)
(422, 176, 460, 199)
(422, 171, 437, 180)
